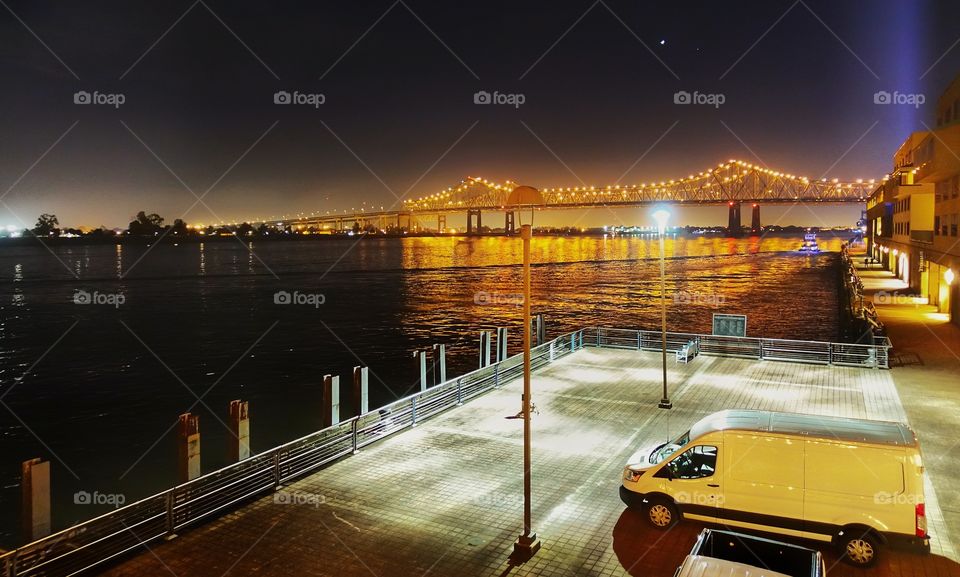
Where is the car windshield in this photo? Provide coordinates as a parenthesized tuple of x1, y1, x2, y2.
(649, 429, 691, 464)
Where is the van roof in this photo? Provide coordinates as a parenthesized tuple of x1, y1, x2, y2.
(690, 410, 918, 447)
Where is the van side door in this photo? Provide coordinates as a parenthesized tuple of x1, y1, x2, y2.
(720, 434, 805, 536)
(655, 444, 722, 523)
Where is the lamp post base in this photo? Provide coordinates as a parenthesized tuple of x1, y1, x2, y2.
(513, 532, 541, 558)
(658, 399, 673, 409)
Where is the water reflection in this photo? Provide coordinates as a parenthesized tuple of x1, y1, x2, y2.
(0, 233, 847, 544)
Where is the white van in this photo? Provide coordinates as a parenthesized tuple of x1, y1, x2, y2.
(620, 410, 930, 567)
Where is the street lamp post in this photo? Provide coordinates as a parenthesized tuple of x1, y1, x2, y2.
(514, 222, 540, 556)
(653, 209, 672, 410)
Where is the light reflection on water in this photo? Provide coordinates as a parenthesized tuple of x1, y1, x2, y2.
(0, 233, 846, 543)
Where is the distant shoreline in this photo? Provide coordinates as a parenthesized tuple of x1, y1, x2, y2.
(0, 229, 860, 247)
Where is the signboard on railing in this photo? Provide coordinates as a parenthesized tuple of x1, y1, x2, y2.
(712, 314, 747, 337)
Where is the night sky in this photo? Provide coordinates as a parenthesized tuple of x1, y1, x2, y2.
(1, 1, 959, 229)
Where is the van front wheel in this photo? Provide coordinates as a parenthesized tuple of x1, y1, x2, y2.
(644, 499, 678, 529)
(838, 532, 880, 567)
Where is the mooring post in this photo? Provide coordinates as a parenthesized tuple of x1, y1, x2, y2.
(479, 331, 491, 368)
(534, 314, 545, 346)
(177, 413, 201, 483)
(21, 458, 51, 542)
(414, 350, 427, 391)
(228, 400, 250, 463)
(323, 374, 341, 428)
(352, 366, 369, 417)
(433, 343, 447, 384)
(497, 327, 508, 362)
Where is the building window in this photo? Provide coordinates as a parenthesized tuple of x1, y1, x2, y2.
(953, 214, 959, 237)
(936, 216, 941, 235)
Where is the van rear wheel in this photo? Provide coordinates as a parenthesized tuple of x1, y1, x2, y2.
(644, 499, 678, 529)
(838, 532, 879, 567)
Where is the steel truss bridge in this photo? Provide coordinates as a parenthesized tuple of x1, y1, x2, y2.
(270, 159, 877, 233)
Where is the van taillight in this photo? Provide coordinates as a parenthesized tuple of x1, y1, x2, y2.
(916, 503, 927, 538)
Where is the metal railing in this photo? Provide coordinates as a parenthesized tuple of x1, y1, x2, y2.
(589, 327, 891, 369)
(0, 330, 586, 577)
(1, 325, 891, 576)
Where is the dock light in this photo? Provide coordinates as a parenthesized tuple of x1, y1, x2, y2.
(652, 208, 672, 410)
(946, 269, 955, 285)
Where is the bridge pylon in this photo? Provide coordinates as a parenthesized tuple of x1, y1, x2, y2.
(727, 202, 742, 237)
(750, 204, 761, 235)
(505, 211, 516, 234)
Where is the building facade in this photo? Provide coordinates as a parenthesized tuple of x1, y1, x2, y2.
(866, 75, 960, 327)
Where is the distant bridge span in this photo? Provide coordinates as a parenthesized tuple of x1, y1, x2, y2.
(271, 159, 876, 233)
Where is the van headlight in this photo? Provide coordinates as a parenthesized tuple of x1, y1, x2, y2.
(624, 467, 645, 482)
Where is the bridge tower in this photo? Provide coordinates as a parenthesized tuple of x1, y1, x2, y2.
(505, 211, 516, 234)
(727, 202, 742, 237)
(750, 203, 761, 235)
(466, 209, 482, 234)
(437, 214, 446, 232)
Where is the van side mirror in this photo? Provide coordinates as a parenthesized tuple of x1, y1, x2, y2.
(654, 465, 675, 480)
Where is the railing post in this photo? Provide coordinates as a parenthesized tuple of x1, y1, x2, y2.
(596, 327, 601, 347)
(549, 340, 555, 362)
(637, 330, 641, 350)
(164, 490, 175, 538)
(272, 451, 281, 488)
(758, 340, 764, 360)
(494, 363, 500, 388)
(828, 343, 833, 366)
(411, 397, 417, 427)
(456, 378, 463, 405)
(351, 419, 359, 454)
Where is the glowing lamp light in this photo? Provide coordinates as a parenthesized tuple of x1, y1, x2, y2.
(652, 208, 670, 234)
(946, 269, 956, 285)
(893, 248, 899, 256)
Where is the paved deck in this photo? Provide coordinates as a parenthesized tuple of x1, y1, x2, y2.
(100, 346, 959, 577)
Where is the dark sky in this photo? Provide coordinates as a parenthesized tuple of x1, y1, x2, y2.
(1, 0, 959, 228)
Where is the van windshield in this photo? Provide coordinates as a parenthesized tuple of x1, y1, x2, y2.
(649, 429, 691, 464)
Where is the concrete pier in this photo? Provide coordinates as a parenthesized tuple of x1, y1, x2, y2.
(20, 458, 50, 542)
(323, 375, 341, 428)
(352, 366, 369, 417)
(176, 414, 201, 483)
(228, 400, 250, 462)
(102, 347, 958, 577)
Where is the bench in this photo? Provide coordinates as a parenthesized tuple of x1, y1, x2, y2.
(676, 338, 700, 363)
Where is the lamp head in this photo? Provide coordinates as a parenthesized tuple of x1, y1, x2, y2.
(946, 268, 955, 285)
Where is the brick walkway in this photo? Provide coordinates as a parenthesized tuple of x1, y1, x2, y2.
(855, 257, 960, 562)
(99, 347, 958, 577)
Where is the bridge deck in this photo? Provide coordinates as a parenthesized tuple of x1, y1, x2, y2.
(101, 348, 958, 577)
